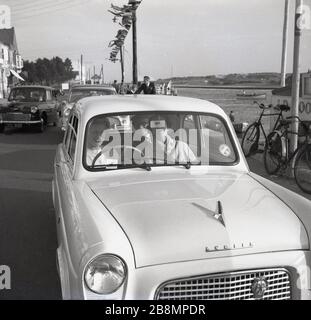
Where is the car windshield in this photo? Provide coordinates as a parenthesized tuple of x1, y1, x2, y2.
(69, 88, 115, 103)
(8, 88, 46, 102)
(84, 111, 238, 170)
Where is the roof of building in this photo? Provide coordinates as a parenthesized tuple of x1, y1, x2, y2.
(0, 27, 17, 50)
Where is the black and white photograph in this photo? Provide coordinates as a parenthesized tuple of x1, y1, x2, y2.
(0, 0, 311, 304)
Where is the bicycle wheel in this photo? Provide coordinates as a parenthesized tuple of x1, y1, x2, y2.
(264, 131, 282, 175)
(294, 144, 311, 194)
(241, 123, 259, 157)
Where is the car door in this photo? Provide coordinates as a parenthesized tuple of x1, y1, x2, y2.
(54, 114, 79, 290)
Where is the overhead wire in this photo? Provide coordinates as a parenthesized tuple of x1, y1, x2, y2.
(13, 0, 87, 22)
(12, 0, 83, 14)
(4, 0, 63, 11)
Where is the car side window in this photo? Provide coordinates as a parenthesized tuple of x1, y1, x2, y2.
(72, 115, 78, 134)
(68, 115, 79, 163)
(64, 115, 73, 151)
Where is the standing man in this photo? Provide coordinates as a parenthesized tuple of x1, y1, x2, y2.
(112, 80, 120, 93)
(135, 76, 156, 94)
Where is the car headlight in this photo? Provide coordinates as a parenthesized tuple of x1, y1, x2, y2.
(31, 106, 38, 114)
(84, 255, 126, 294)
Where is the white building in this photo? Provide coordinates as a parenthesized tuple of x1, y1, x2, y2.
(0, 27, 23, 98)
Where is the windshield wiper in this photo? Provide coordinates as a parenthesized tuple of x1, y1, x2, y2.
(132, 163, 152, 171)
(92, 163, 152, 171)
(144, 158, 195, 169)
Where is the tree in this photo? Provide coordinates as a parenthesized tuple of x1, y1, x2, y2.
(22, 57, 76, 85)
(22, 60, 38, 83)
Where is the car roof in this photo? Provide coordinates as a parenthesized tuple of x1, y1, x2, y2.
(11, 85, 54, 90)
(74, 95, 227, 121)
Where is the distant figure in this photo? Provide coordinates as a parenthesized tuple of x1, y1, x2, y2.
(229, 111, 235, 123)
(112, 80, 119, 93)
(118, 83, 126, 94)
(166, 80, 172, 95)
(135, 76, 156, 95)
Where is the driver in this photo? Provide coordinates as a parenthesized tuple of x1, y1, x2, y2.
(86, 117, 118, 166)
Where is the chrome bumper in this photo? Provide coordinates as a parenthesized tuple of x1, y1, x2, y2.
(0, 120, 42, 124)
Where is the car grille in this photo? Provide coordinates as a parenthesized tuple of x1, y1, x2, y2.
(155, 268, 291, 300)
(2, 113, 31, 121)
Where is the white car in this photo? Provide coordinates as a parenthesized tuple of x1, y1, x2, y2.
(52, 95, 311, 300)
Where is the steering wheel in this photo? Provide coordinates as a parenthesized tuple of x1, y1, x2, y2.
(91, 145, 144, 168)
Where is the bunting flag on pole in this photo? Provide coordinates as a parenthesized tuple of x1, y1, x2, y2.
(108, 2, 143, 64)
(121, 15, 132, 30)
(111, 4, 124, 12)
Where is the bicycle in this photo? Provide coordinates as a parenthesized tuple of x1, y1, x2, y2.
(241, 102, 290, 157)
(264, 116, 311, 194)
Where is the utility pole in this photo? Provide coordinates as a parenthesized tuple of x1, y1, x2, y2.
(281, 0, 290, 87)
(129, 0, 141, 85)
(80, 54, 83, 84)
(101, 64, 104, 84)
(120, 45, 125, 87)
(290, 0, 303, 155)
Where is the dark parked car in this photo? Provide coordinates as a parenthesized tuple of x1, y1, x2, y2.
(0, 85, 60, 133)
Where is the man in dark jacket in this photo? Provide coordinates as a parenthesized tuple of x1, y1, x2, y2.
(135, 76, 156, 94)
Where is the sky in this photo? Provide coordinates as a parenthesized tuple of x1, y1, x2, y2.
(0, 0, 310, 82)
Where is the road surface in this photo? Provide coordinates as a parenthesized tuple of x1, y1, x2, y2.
(0, 125, 63, 300)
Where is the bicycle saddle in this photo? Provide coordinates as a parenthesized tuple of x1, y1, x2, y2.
(275, 104, 290, 112)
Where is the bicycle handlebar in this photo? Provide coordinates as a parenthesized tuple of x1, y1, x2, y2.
(253, 101, 272, 109)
